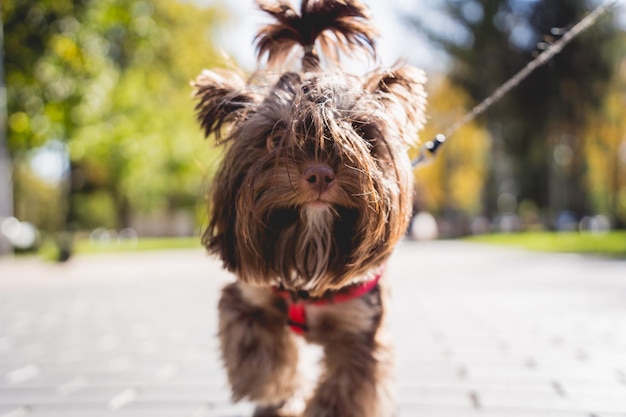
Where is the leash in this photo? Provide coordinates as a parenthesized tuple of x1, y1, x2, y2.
(411, 0, 620, 169)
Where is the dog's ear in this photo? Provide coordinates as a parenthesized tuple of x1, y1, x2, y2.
(192, 70, 256, 142)
(203, 167, 240, 272)
(363, 65, 427, 146)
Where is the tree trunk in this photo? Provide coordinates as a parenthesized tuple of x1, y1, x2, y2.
(0, 8, 15, 256)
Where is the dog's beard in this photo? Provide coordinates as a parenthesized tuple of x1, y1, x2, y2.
(213, 150, 408, 294)
(269, 204, 359, 291)
(294, 205, 334, 289)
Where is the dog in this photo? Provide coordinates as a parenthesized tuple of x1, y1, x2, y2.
(193, 1, 426, 416)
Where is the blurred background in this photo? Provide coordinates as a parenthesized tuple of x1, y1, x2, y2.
(1, 0, 625, 260)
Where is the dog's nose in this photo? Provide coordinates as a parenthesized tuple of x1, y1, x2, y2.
(303, 164, 335, 194)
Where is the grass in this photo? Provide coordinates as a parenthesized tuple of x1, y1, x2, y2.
(27, 231, 626, 260)
(78, 232, 625, 257)
(75, 237, 203, 254)
(34, 236, 203, 260)
(465, 231, 626, 258)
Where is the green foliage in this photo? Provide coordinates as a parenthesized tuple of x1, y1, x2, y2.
(3, 0, 229, 232)
(409, 0, 624, 226)
(4, 0, 88, 150)
(12, 154, 65, 231)
(71, 191, 117, 229)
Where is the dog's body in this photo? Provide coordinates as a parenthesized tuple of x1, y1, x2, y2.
(194, 1, 426, 416)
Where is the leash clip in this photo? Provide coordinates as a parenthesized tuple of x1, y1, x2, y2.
(411, 134, 446, 168)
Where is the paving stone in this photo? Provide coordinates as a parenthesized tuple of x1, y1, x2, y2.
(0, 387, 60, 405)
(0, 407, 31, 417)
(127, 384, 231, 403)
(398, 402, 598, 417)
(14, 405, 199, 417)
(397, 384, 473, 407)
(1, 243, 626, 416)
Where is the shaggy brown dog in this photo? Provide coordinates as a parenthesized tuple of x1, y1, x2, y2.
(193, 1, 426, 416)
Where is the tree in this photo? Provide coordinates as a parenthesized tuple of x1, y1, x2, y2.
(523, 0, 618, 224)
(413, 77, 491, 235)
(0, 3, 13, 255)
(3, 0, 228, 247)
(582, 29, 626, 227)
(408, 0, 622, 227)
(65, 0, 226, 228)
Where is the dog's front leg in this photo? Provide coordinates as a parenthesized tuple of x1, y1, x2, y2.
(218, 282, 300, 414)
(304, 294, 395, 417)
(305, 333, 395, 417)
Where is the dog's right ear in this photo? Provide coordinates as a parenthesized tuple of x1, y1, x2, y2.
(363, 65, 427, 147)
(192, 70, 256, 142)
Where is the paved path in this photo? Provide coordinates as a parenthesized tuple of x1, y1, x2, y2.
(0, 241, 625, 417)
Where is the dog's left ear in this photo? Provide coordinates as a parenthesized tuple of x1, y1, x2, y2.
(192, 70, 257, 142)
(363, 65, 427, 146)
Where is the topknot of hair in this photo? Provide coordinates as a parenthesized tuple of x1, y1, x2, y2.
(254, 0, 378, 71)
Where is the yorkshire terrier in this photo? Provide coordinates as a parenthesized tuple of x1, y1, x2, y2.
(193, 1, 426, 416)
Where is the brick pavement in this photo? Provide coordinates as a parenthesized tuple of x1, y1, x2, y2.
(0, 241, 625, 416)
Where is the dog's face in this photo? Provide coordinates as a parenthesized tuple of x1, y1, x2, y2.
(195, 67, 425, 295)
(194, 0, 426, 296)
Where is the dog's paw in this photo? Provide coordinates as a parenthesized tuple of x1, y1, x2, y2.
(253, 397, 305, 417)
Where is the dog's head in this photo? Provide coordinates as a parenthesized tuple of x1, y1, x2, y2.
(194, 0, 426, 295)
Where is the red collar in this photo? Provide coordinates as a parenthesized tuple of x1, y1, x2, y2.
(273, 269, 383, 335)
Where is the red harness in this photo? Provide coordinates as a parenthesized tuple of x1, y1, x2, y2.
(273, 271, 382, 335)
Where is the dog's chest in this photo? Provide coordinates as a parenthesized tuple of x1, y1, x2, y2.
(273, 274, 385, 341)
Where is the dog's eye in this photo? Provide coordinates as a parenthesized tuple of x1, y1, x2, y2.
(266, 133, 282, 150)
(362, 135, 377, 146)
(353, 122, 380, 148)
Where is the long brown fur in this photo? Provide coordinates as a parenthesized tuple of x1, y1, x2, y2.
(193, 1, 426, 416)
(255, 0, 377, 69)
